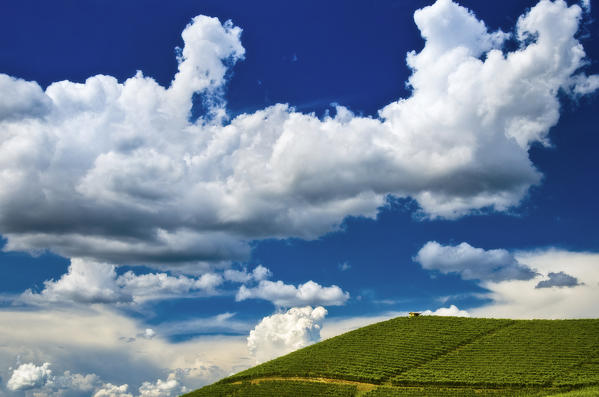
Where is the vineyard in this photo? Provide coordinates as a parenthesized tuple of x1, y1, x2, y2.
(392, 320, 599, 387)
(185, 316, 599, 397)
(184, 380, 357, 396)
(227, 316, 514, 383)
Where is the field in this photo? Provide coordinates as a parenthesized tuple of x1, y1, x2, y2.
(185, 316, 599, 396)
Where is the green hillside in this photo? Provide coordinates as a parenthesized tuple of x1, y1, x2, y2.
(185, 316, 599, 396)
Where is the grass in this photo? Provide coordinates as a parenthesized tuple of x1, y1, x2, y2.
(186, 316, 599, 397)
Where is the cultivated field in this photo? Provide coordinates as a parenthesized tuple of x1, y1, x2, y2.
(184, 316, 599, 396)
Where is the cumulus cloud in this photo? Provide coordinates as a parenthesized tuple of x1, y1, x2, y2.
(7, 362, 53, 391)
(415, 241, 537, 282)
(5, 361, 132, 397)
(0, 74, 52, 122)
(5, 361, 196, 397)
(236, 280, 349, 307)
(0, 1, 596, 266)
(21, 259, 131, 304)
(224, 265, 271, 283)
(247, 306, 327, 364)
(117, 270, 222, 300)
(422, 305, 470, 317)
(20, 258, 223, 305)
(535, 271, 582, 289)
(5, 364, 195, 397)
(20, 260, 337, 310)
(138, 372, 187, 397)
(54, 371, 101, 393)
(93, 383, 133, 397)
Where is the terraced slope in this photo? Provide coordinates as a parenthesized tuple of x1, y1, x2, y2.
(185, 317, 599, 397)
(228, 317, 513, 383)
(392, 319, 599, 387)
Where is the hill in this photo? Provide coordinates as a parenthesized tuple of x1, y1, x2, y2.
(184, 316, 599, 396)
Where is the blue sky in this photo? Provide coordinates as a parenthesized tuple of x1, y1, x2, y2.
(0, 0, 598, 395)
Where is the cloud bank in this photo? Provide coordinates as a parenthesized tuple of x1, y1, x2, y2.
(0, 0, 596, 268)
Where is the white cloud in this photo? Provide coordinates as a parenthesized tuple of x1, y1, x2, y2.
(0, 1, 595, 266)
(224, 265, 271, 283)
(414, 241, 537, 282)
(571, 73, 599, 95)
(54, 371, 101, 393)
(5, 363, 108, 396)
(21, 259, 131, 305)
(117, 270, 222, 300)
(20, 258, 223, 305)
(0, 74, 51, 122)
(4, 362, 208, 397)
(472, 249, 599, 319)
(338, 262, 351, 271)
(93, 383, 133, 397)
(247, 306, 327, 364)
(422, 305, 470, 317)
(236, 280, 349, 307)
(138, 372, 187, 397)
(7, 362, 52, 391)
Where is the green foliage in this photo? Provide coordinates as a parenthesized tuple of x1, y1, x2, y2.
(227, 316, 513, 384)
(391, 320, 599, 387)
(182, 380, 356, 397)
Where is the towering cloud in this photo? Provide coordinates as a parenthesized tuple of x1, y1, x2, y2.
(0, 0, 596, 268)
(247, 306, 327, 364)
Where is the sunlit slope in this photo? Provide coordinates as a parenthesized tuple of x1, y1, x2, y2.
(231, 317, 514, 383)
(185, 317, 599, 397)
(392, 319, 599, 387)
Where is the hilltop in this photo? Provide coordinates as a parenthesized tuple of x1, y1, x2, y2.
(185, 316, 599, 396)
